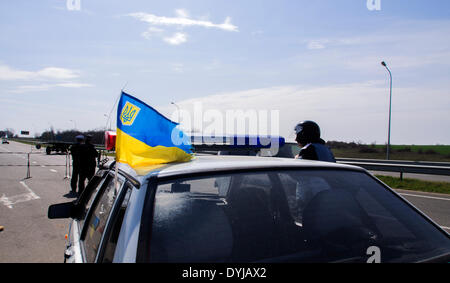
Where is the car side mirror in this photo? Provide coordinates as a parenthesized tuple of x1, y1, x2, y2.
(48, 202, 76, 219)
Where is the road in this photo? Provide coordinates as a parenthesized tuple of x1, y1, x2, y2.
(0, 141, 449, 262)
(394, 189, 450, 232)
(0, 141, 75, 263)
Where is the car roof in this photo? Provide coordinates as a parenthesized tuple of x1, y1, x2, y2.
(116, 155, 366, 184)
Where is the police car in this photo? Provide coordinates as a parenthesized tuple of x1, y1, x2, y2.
(48, 135, 450, 263)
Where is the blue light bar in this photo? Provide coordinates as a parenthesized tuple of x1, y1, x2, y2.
(191, 135, 285, 149)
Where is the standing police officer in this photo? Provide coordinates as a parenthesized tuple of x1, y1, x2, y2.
(70, 135, 85, 194)
(294, 120, 336, 162)
(82, 134, 98, 182)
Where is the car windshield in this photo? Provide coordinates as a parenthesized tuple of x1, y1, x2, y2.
(148, 169, 450, 263)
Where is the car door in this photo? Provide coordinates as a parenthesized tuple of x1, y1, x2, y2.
(64, 171, 108, 263)
(79, 173, 127, 262)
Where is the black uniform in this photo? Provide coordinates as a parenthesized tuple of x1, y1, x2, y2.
(297, 138, 336, 162)
(70, 142, 86, 194)
(294, 120, 336, 162)
(82, 141, 98, 182)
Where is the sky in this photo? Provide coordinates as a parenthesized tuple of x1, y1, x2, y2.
(0, 0, 449, 144)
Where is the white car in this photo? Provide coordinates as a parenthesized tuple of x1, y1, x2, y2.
(49, 151, 450, 263)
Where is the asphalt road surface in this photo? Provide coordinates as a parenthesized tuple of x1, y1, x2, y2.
(0, 141, 75, 263)
(0, 141, 449, 263)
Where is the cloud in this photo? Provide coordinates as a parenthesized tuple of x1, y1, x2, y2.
(128, 9, 238, 45)
(175, 9, 189, 18)
(141, 27, 164, 39)
(304, 20, 450, 52)
(35, 67, 80, 80)
(163, 32, 188, 45)
(128, 11, 238, 32)
(10, 82, 93, 93)
(56, 82, 93, 88)
(307, 40, 327, 50)
(0, 65, 80, 81)
(157, 81, 450, 144)
(0, 64, 93, 93)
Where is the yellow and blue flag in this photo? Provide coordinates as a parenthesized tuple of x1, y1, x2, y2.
(116, 91, 193, 172)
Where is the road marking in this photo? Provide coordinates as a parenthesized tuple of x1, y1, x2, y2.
(397, 192, 450, 231)
(19, 181, 39, 198)
(49, 169, 57, 173)
(0, 146, 12, 152)
(398, 192, 450, 201)
(0, 181, 40, 209)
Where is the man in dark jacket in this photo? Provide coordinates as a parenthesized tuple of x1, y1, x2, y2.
(294, 120, 336, 162)
(82, 134, 98, 182)
(70, 135, 85, 194)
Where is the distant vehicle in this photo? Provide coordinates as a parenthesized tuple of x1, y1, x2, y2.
(48, 134, 450, 263)
(36, 140, 106, 156)
(2, 138, 9, 144)
(36, 141, 72, 155)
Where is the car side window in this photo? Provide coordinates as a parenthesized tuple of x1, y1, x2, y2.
(100, 185, 133, 263)
(78, 172, 107, 228)
(82, 176, 123, 263)
(150, 172, 277, 262)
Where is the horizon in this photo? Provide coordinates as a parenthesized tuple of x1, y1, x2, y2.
(7, 129, 450, 147)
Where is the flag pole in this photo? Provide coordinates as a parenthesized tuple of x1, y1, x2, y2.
(114, 86, 126, 192)
(114, 159, 119, 191)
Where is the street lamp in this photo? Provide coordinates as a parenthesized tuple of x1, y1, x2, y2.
(381, 61, 392, 160)
(69, 120, 77, 130)
(171, 102, 181, 123)
(104, 114, 111, 130)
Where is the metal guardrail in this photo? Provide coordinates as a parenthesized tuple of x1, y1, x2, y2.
(278, 143, 450, 178)
(336, 158, 450, 167)
(336, 158, 450, 177)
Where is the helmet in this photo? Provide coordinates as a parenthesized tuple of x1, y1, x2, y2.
(75, 135, 85, 141)
(294, 120, 320, 145)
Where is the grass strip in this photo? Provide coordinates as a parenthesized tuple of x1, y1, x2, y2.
(375, 175, 450, 195)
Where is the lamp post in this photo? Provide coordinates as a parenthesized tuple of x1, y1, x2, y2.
(69, 120, 77, 130)
(104, 114, 111, 130)
(381, 61, 392, 160)
(171, 102, 181, 123)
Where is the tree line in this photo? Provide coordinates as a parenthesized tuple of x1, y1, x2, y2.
(39, 129, 106, 145)
(0, 129, 15, 138)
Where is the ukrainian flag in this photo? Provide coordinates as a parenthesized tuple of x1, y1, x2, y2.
(116, 91, 193, 172)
